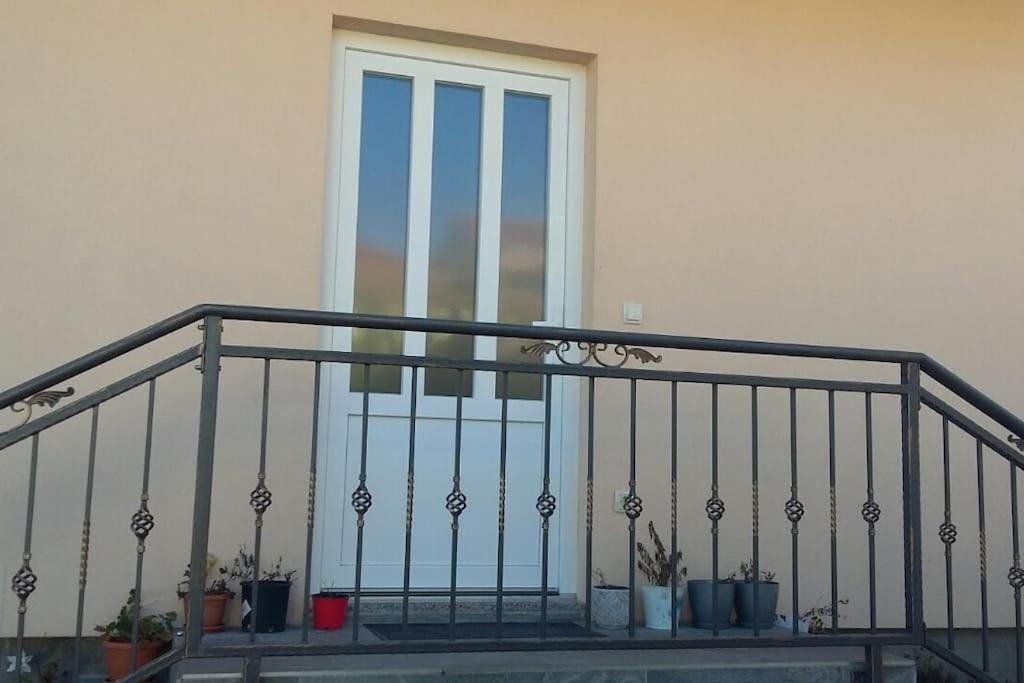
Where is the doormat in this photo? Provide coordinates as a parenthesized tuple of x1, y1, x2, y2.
(365, 621, 604, 641)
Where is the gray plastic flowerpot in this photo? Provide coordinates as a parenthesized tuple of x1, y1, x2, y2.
(687, 579, 735, 629)
(734, 581, 779, 629)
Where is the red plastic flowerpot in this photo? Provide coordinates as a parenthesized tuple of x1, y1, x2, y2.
(312, 592, 348, 630)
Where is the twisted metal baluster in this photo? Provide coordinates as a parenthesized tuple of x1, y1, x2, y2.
(827, 390, 839, 634)
(706, 384, 724, 636)
(537, 374, 556, 638)
(447, 370, 467, 638)
(625, 379, 643, 638)
(400, 366, 419, 635)
(247, 359, 274, 642)
(12, 435, 40, 679)
(670, 381, 679, 638)
(73, 407, 100, 681)
(751, 386, 761, 636)
(939, 416, 958, 649)
(350, 364, 373, 641)
(300, 362, 322, 642)
(862, 393, 881, 633)
(1010, 462, 1023, 683)
(786, 388, 804, 637)
(584, 376, 596, 632)
(129, 382, 157, 669)
(496, 371, 509, 638)
(977, 438, 990, 672)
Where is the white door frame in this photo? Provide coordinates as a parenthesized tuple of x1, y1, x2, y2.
(316, 29, 586, 595)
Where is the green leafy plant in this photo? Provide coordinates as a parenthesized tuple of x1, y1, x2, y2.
(731, 559, 776, 583)
(904, 649, 957, 683)
(14, 659, 61, 679)
(94, 590, 176, 643)
(229, 545, 296, 583)
(176, 553, 233, 597)
(779, 596, 849, 634)
(636, 521, 687, 587)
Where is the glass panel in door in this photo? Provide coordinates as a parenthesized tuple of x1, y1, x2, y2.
(496, 92, 550, 400)
(350, 73, 412, 394)
(424, 83, 483, 397)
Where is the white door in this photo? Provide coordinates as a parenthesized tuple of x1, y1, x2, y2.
(318, 35, 581, 592)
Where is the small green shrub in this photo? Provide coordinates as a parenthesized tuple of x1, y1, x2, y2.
(94, 590, 175, 643)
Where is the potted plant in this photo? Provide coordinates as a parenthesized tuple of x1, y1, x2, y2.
(636, 521, 687, 630)
(730, 560, 778, 629)
(688, 575, 735, 629)
(906, 649, 957, 683)
(94, 590, 175, 681)
(590, 569, 630, 630)
(230, 545, 296, 633)
(176, 554, 233, 633)
(312, 583, 349, 631)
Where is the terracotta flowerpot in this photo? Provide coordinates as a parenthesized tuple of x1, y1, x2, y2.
(101, 638, 163, 681)
(181, 592, 231, 633)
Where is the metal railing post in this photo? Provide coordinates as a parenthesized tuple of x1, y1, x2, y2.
(901, 361, 924, 638)
(185, 315, 222, 656)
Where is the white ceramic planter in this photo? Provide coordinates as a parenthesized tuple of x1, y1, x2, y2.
(640, 584, 685, 630)
(775, 614, 811, 634)
(591, 585, 630, 629)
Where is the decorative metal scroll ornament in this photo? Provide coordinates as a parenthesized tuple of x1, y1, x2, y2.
(7, 388, 75, 429)
(521, 341, 662, 368)
(1011, 434, 1024, 453)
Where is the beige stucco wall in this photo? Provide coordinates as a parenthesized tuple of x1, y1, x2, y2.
(1, 1, 1022, 638)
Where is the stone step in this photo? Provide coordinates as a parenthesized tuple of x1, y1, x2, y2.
(174, 647, 916, 682)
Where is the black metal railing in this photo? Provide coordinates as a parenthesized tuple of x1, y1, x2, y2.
(3, 303, 1024, 683)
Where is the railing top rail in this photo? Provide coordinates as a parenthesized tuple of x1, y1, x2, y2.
(211, 304, 925, 364)
(2, 303, 1020, 446)
(220, 343, 909, 394)
(0, 305, 206, 411)
(920, 388, 1024, 468)
(920, 355, 1024, 446)
(0, 346, 200, 451)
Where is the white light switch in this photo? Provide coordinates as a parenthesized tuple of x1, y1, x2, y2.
(614, 489, 629, 513)
(623, 302, 643, 324)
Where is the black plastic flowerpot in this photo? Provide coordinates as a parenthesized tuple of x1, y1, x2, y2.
(240, 580, 291, 633)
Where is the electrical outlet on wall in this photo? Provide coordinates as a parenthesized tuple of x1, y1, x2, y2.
(622, 302, 643, 324)
(614, 489, 628, 513)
